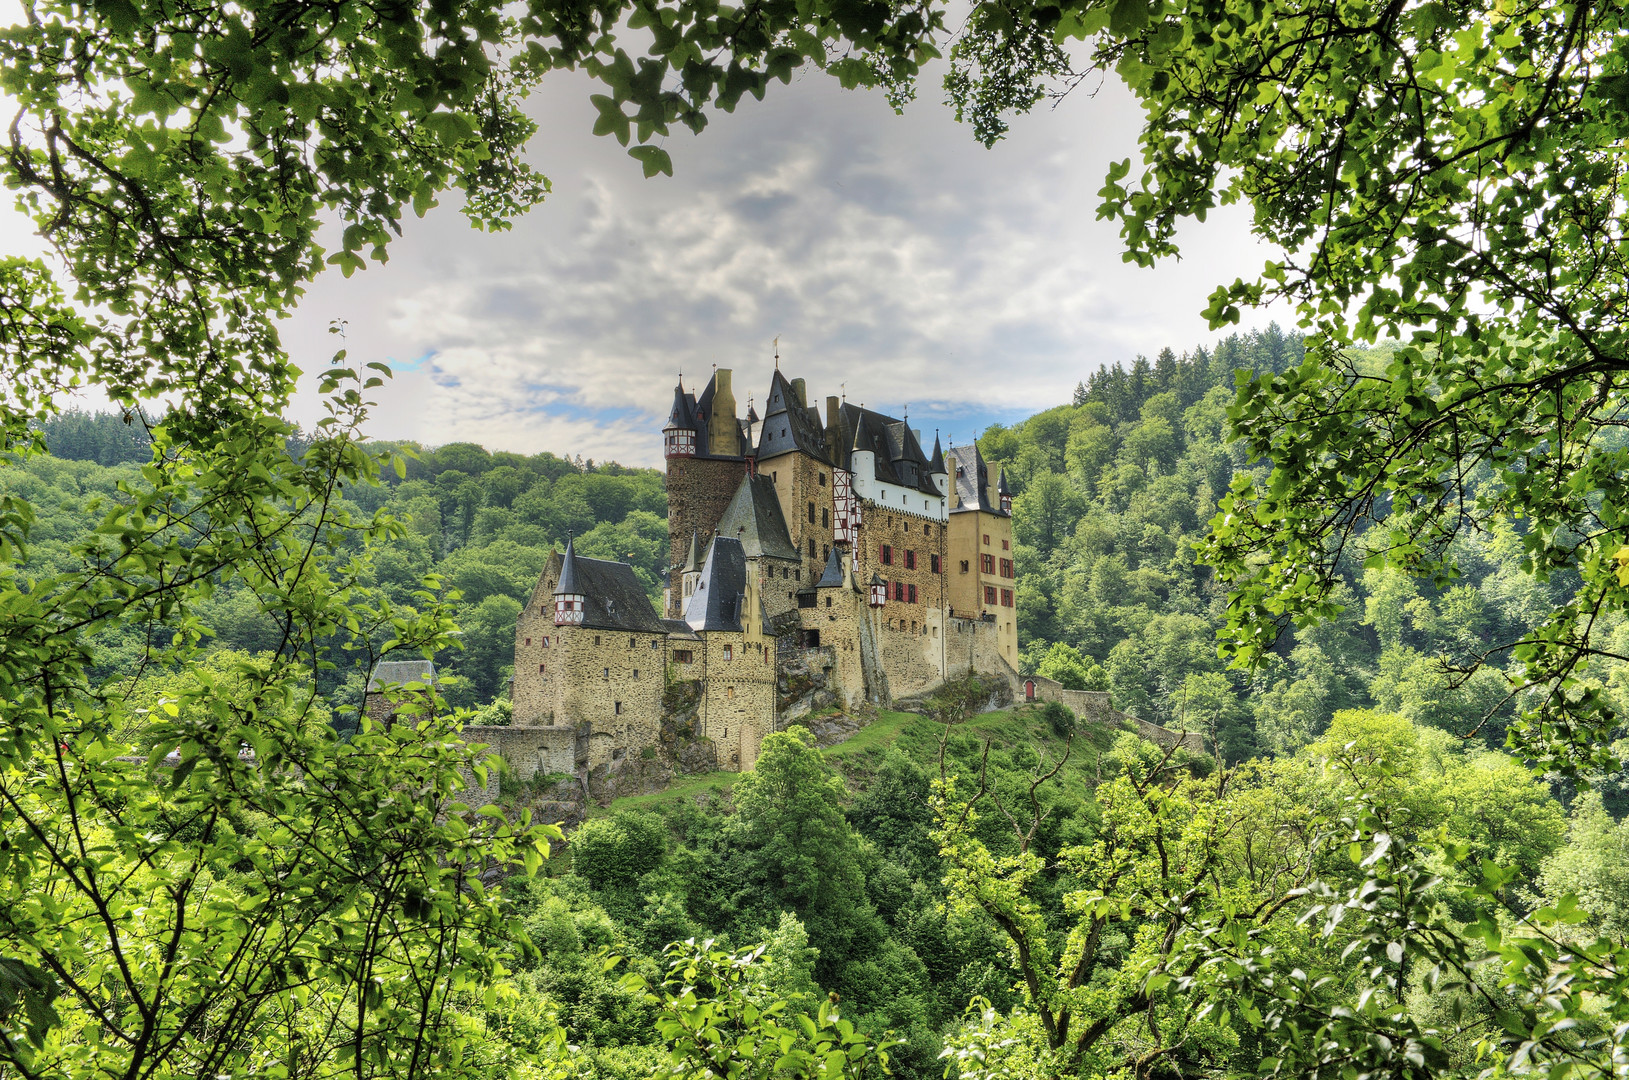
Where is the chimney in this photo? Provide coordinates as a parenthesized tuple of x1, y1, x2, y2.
(790, 378, 807, 408)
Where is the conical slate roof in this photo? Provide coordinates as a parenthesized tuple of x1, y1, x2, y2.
(682, 530, 702, 573)
(815, 545, 846, 588)
(555, 536, 582, 595)
(929, 434, 946, 475)
(665, 381, 699, 432)
(997, 468, 1012, 496)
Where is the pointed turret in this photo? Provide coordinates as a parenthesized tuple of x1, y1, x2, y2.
(997, 468, 1013, 514)
(868, 572, 888, 608)
(554, 537, 585, 625)
(664, 381, 699, 458)
(928, 433, 949, 496)
(682, 530, 702, 573)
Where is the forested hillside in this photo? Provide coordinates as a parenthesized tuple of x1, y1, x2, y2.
(16, 414, 667, 711)
(13, 339, 1629, 1078)
(974, 328, 1629, 781)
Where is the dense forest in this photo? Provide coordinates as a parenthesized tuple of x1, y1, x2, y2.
(12, 327, 1629, 1077)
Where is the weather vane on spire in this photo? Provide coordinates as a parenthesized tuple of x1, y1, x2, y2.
(773, 336, 780, 369)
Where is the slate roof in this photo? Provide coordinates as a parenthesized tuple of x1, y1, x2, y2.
(815, 545, 846, 588)
(837, 403, 943, 496)
(367, 658, 437, 691)
(555, 536, 583, 595)
(551, 542, 668, 633)
(947, 444, 1008, 515)
(662, 618, 701, 641)
(682, 530, 702, 573)
(684, 535, 749, 633)
(714, 474, 799, 561)
(756, 370, 833, 464)
(997, 468, 1012, 497)
(665, 382, 699, 433)
(928, 434, 947, 476)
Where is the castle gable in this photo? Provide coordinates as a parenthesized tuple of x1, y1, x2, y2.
(715, 474, 799, 561)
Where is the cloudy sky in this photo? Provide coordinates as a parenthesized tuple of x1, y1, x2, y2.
(7, 60, 1287, 468)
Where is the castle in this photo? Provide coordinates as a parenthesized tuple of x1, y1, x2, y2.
(498, 368, 1020, 775)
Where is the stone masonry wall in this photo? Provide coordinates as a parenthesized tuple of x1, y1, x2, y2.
(559, 628, 667, 767)
(462, 724, 576, 779)
(512, 552, 563, 726)
(1024, 676, 1207, 752)
(694, 631, 776, 770)
(665, 455, 748, 618)
(758, 448, 835, 583)
(798, 586, 866, 709)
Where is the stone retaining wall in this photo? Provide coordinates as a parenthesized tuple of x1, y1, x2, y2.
(1023, 676, 1207, 753)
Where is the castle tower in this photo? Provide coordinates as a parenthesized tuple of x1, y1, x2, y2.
(665, 371, 750, 619)
(945, 443, 1019, 669)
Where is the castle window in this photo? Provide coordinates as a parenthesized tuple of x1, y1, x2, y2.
(525, 637, 531, 646)
(807, 502, 816, 524)
(825, 596, 832, 607)
(985, 586, 997, 605)
(615, 701, 622, 715)
(726, 686, 735, 700)
(894, 582, 906, 602)
(594, 635, 601, 645)
(652, 639, 662, 649)
(724, 645, 733, 661)
(960, 560, 969, 573)
(603, 667, 610, 678)
(674, 649, 694, 664)
(904, 550, 916, 570)
(983, 534, 990, 546)
(794, 569, 800, 580)
(633, 669, 639, 679)
(1000, 558, 1014, 578)
(822, 544, 829, 563)
(538, 663, 546, 673)
(931, 554, 941, 574)
(819, 472, 826, 485)
(542, 636, 550, 647)
(1003, 539, 1010, 550)
(908, 584, 917, 603)
(821, 507, 829, 527)
(880, 544, 892, 565)
(925, 523, 930, 535)
(982, 554, 995, 574)
(911, 620, 917, 632)
(630, 636, 636, 648)
(1001, 588, 1014, 607)
(808, 538, 816, 559)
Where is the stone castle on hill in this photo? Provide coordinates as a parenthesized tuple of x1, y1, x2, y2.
(477, 367, 1022, 777)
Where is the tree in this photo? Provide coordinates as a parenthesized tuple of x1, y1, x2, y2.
(727, 728, 870, 983)
(948, 0, 1629, 778)
(1034, 642, 1106, 691)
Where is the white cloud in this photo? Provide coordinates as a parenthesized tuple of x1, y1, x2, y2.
(3, 56, 1290, 465)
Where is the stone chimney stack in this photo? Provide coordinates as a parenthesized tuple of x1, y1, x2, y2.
(708, 369, 737, 456)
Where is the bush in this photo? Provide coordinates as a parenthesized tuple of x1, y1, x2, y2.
(1039, 701, 1076, 739)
